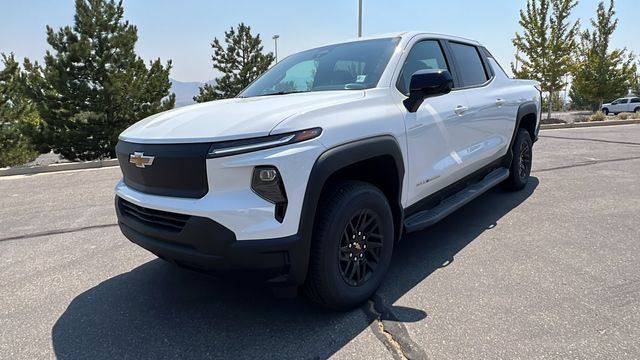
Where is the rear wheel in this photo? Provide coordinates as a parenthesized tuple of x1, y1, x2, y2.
(504, 128, 533, 191)
(304, 181, 394, 310)
(634, 107, 640, 114)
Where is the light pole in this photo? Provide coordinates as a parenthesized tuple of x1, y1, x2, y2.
(272, 35, 279, 63)
(358, 0, 362, 37)
(563, 73, 569, 111)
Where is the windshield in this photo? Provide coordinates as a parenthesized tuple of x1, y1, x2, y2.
(240, 38, 400, 98)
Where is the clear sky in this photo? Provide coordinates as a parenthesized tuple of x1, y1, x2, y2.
(1, 0, 639, 82)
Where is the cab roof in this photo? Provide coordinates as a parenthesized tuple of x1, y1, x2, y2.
(325, 31, 482, 47)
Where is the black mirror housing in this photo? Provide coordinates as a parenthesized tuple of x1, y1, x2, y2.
(403, 70, 454, 112)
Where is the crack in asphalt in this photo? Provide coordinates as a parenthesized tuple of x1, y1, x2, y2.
(363, 294, 428, 360)
(533, 155, 640, 173)
(539, 135, 640, 146)
(0, 223, 118, 242)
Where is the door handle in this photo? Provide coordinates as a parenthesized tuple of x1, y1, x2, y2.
(496, 98, 506, 106)
(454, 105, 468, 115)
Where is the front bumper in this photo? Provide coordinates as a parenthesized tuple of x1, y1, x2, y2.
(115, 196, 308, 284)
(115, 138, 324, 241)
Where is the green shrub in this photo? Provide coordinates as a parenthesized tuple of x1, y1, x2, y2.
(589, 111, 606, 122)
(0, 125, 38, 167)
(1, 53, 40, 166)
(18, 110, 50, 154)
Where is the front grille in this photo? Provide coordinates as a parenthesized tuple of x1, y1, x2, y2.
(116, 140, 210, 198)
(118, 198, 190, 232)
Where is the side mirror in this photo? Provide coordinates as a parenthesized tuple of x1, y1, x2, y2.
(403, 70, 454, 113)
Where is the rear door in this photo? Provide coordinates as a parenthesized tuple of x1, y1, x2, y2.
(620, 99, 630, 112)
(444, 41, 511, 177)
(631, 98, 640, 112)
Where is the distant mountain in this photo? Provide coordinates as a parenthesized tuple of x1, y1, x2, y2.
(170, 78, 216, 107)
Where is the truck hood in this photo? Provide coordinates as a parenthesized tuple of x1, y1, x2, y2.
(119, 91, 365, 144)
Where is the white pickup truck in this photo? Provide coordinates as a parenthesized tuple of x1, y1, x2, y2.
(601, 97, 640, 115)
(115, 32, 541, 309)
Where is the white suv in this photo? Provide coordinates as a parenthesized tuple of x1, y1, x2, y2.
(115, 32, 541, 309)
(601, 97, 640, 115)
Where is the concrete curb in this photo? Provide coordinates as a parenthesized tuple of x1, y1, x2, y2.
(0, 159, 119, 177)
(540, 118, 640, 130)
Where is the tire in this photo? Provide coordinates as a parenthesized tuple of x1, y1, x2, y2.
(602, 108, 609, 115)
(304, 181, 394, 310)
(634, 107, 640, 114)
(504, 128, 533, 191)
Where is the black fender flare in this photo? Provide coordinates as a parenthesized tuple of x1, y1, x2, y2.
(291, 136, 405, 284)
(504, 101, 538, 168)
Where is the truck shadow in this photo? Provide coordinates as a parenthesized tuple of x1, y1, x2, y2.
(51, 178, 538, 359)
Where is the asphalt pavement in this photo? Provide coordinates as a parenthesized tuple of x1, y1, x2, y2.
(1, 124, 639, 359)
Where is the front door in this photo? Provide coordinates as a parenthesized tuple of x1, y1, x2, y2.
(611, 99, 628, 113)
(396, 39, 470, 207)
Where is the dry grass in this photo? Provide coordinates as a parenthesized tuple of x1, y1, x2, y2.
(589, 111, 606, 122)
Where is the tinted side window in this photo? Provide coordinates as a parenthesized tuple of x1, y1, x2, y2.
(631, 98, 640, 103)
(397, 40, 449, 95)
(449, 42, 488, 87)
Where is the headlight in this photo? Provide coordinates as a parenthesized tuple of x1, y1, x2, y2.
(207, 127, 322, 158)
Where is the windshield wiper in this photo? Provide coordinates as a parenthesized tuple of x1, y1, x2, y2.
(255, 90, 310, 97)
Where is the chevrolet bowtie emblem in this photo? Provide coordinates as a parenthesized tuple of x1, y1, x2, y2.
(129, 152, 155, 168)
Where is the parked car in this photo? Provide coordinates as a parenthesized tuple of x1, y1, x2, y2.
(114, 32, 542, 310)
(601, 97, 640, 115)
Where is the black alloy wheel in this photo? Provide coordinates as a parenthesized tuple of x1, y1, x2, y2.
(518, 140, 532, 181)
(339, 209, 384, 287)
(504, 128, 533, 191)
(304, 181, 394, 310)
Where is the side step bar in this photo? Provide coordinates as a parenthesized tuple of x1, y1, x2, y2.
(403, 167, 510, 233)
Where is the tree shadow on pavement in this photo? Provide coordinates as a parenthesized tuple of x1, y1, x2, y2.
(51, 178, 538, 359)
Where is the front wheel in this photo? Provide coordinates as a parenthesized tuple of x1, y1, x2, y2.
(304, 181, 394, 310)
(504, 128, 533, 191)
(602, 108, 609, 115)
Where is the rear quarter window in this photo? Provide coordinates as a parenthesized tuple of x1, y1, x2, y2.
(482, 47, 506, 77)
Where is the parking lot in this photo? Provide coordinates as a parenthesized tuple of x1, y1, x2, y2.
(1, 124, 639, 359)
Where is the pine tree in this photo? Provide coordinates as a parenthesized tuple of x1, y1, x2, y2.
(0, 53, 39, 167)
(23, 0, 175, 161)
(570, 0, 637, 110)
(512, 0, 579, 120)
(194, 23, 274, 102)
